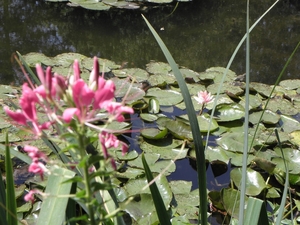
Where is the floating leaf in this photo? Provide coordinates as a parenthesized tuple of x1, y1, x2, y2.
(221, 188, 248, 218)
(278, 114, 300, 133)
(266, 98, 298, 115)
(165, 120, 193, 140)
(112, 68, 149, 81)
(249, 110, 280, 125)
(22, 52, 55, 67)
(139, 137, 186, 160)
(146, 61, 171, 75)
(116, 150, 139, 161)
(213, 103, 245, 122)
(216, 132, 258, 153)
(249, 82, 274, 98)
(279, 79, 300, 90)
(272, 147, 300, 174)
(146, 88, 183, 106)
(140, 113, 158, 122)
(231, 168, 267, 196)
(148, 98, 160, 114)
(140, 128, 168, 140)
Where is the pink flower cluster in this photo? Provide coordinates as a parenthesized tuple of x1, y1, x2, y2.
(4, 57, 134, 198)
(23, 145, 48, 180)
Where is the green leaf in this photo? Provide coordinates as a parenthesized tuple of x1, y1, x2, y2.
(147, 88, 183, 106)
(37, 167, 75, 225)
(141, 154, 172, 225)
(142, 14, 206, 224)
(244, 197, 269, 225)
(214, 103, 245, 122)
(140, 128, 168, 139)
(231, 168, 267, 196)
(221, 188, 248, 219)
(5, 133, 17, 225)
(148, 98, 160, 114)
(0, 168, 8, 225)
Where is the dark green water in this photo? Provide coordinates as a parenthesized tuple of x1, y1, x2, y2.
(0, 0, 299, 85)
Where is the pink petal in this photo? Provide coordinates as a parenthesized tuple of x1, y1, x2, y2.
(73, 80, 94, 107)
(4, 106, 27, 125)
(63, 108, 80, 123)
(73, 60, 81, 81)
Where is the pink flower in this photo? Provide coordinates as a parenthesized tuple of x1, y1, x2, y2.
(62, 79, 94, 123)
(24, 145, 47, 161)
(4, 83, 51, 136)
(105, 102, 134, 122)
(93, 78, 115, 110)
(35, 65, 54, 98)
(24, 189, 41, 203)
(23, 145, 48, 180)
(194, 90, 214, 105)
(89, 57, 99, 90)
(4, 107, 27, 125)
(99, 131, 129, 157)
(28, 159, 47, 180)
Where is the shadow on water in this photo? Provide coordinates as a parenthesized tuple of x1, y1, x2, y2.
(0, 0, 299, 85)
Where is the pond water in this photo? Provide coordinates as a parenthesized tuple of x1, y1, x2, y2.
(0, 0, 300, 86)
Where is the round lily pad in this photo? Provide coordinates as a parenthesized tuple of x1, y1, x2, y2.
(146, 88, 183, 106)
(140, 128, 168, 139)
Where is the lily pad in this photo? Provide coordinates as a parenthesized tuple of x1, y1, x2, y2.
(221, 188, 248, 218)
(147, 73, 177, 87)
(146, 61, 171, 75)
(231, 168, 267, 196)
(265, 98, 298, 115)
(279, 79, 300, 90)
(216, 132, 258, 153)
(140, 113, 158, 122)
(112, 68, 149, 81)
(22, 52, 55, 67)
(146, 88, 183, 106)
(249, 82, 274, 98)
(139, 137, 187, 160)
(249, 110, 280, 125)
(278, 114, 300, 133)
(140, 128, 168, 140)
(213, 103, 245, 122)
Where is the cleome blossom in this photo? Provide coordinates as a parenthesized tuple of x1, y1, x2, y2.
(4, 57, 134, 199)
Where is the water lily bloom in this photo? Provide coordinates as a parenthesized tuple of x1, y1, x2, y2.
(194, 90, 214, 105)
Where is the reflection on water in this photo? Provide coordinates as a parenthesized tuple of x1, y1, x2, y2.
(0, 0, 299, 85)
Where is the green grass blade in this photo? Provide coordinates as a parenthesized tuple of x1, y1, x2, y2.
(37, 167, 75, 225)
(16, 51, 41, 85)
(244, 197, 268, 225)
(0, 168, 8, 225)
(274, 129, 289, 225)
(142, 15, 207, 224)
(142, 153, 172, 225)
(5, 133, 18, 225)
(238, 1, 251, 224)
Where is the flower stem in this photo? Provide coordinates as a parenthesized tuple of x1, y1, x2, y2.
(78, 130, 96, 225)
